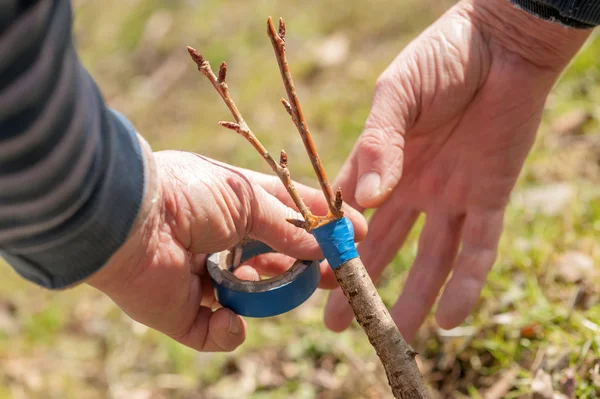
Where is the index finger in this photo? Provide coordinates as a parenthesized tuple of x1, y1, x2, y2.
(239, 167, 368, 242)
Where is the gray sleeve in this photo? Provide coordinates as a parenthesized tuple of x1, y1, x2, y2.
(509, 0, 600, 28)
(0, 0, 147, 289)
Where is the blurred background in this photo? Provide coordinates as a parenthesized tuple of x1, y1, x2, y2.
(1, 0, 600, 398)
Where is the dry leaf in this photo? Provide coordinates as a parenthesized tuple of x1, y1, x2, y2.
(552, 110, 592, 136)
(531, 369, 554, 399)
(483, 366, 519, 399)
(516, 184, 574, 216)
(555, 251, 594, 283)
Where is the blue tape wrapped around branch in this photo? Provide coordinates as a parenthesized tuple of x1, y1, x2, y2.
(312, 217, 359, 269)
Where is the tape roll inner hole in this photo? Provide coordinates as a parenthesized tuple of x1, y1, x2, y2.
(207, 246, 314, 293)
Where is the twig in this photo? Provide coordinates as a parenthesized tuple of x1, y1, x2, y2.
(186, 46, 316, 229)
(266, 17, 342, 220)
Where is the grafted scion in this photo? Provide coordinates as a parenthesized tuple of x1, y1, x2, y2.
(187, 17, 429, 398)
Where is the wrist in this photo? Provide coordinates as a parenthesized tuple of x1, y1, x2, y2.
(465, 0, 592, 72)
(86, 134, 162, 293)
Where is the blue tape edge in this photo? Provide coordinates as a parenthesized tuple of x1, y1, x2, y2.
(312, 217, 359, 269)
(212, 260, 320, 318)
(208, 241, 321, 318)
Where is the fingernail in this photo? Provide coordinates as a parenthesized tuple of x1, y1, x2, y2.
(229, 313, 242, 334)
(356, 172, 381, 204)
(233, 265, 260, 282)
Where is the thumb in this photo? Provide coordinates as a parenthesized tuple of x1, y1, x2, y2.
(346, 70, 417, 209)
(247, 184, 326, 260)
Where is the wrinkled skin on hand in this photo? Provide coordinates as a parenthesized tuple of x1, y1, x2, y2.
(323, 0, 591, 340)
(87, 149, 367, 352)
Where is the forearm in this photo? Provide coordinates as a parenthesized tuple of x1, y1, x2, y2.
(0, 0, 151, 289)
(468, 0, 593, 72)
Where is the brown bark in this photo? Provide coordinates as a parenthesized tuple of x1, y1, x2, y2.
(334, 257, 430, 399)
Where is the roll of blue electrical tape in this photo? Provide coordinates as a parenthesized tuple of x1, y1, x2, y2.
(207, 241, 321, 318)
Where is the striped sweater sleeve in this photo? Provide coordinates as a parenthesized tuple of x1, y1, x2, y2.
(509, 0, 600, 27)
(0, 0, 146, 289)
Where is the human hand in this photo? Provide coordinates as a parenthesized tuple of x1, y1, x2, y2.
(324, 0, 591, 340)
(86, 140, 367, 352)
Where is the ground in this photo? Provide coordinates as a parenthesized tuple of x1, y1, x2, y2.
(1, 0, 599, 398)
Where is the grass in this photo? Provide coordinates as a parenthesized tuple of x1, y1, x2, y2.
(1, 0, 599, 397)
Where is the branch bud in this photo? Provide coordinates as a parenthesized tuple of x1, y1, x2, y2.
(219, 121, 240, 132)
(279, 150, 288, 168)
(278, 18, 286, 41)
(218, 62, 227, 83)
(186, 46, 205, 69)
(281, 98, 293, 116)
(335, 187, 343, 213)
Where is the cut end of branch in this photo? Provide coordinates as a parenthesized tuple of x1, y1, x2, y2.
(280, 98, 293, 116)
(279, 150, 288, 168)
(186, 46, 205, 68)
(218, 62, 227, 83)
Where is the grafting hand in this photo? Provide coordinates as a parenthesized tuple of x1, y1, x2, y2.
(324, 0, 591, 340)
(86, 141, 367, 352)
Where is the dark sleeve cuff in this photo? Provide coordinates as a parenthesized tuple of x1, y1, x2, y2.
(0, 0, 146, 289)
(0, 108, 146, 289)
(510, 0, 600, 28)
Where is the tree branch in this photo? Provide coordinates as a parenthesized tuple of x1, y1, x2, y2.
(335, 258, 430, 398)
(266, 17, 342, 220)
(187, 46, 315, 228)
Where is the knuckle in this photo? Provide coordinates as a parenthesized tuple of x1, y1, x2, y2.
(374, 67, 403, 96)
(374, 75, 391, 92)
(460, 247, 498, 283)
(358, 128, 405, 160)
(220, 170, 256, 239)
(374, 73, 400, 100)
(372, 63, 419, 128)
(358, 129, 387, 157)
